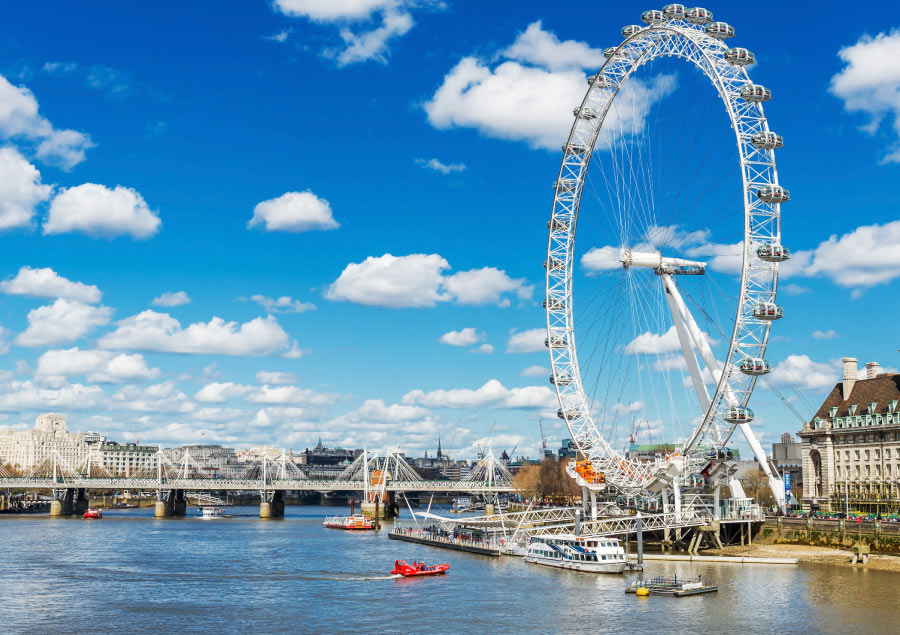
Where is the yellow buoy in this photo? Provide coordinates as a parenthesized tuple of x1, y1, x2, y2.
(635, 587, 650, 597)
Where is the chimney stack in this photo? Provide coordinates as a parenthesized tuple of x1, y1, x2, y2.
(866, 361, 880, 380)
(842, 357, 858, 400)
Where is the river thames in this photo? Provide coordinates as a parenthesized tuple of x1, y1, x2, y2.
(0, 506, 895, 634)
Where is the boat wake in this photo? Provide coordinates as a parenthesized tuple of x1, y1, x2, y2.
(332, 574, 403, 581)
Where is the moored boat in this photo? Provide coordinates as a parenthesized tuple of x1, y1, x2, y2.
(83, 508, 102, 519)
(323, 514, 375, 530)
(200, 506, 225, 519)
(525, 534, 626, 573)
(390, 560, 450, 577)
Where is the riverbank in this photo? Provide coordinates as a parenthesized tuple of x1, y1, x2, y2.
(705, 543, 900, 572)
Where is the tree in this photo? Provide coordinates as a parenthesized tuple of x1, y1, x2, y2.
(741, 469, 775, 506)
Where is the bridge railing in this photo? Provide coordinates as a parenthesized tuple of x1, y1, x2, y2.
(0, 476, 513, 493)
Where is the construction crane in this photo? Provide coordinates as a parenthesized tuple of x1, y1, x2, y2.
(539, 418, 547, 451)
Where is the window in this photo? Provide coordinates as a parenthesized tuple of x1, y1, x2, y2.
(889, 464, 893, 477)
(855, 450, 860, 460)
(865, 450, 870, 460)
(855, 466, 861, 476)
(830, 406, 839, 418)
(887, 449, 892, 459)
(869, 402, 877, 415)
(866, 465, 871, 476)
(849, 405, 858, 416)
(846, 451, 850, 461)
(876, 449, 881, 459)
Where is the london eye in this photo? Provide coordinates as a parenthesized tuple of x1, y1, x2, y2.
(545, 5, 790, 511)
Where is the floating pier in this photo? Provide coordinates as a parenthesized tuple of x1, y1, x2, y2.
(389, 528, 500, 556)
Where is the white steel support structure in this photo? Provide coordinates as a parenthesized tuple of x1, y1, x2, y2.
(545, 13, 787, 509)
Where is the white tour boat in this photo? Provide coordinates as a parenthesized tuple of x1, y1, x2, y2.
(200, 506, 225, 519)
(525, 534, 627, 573)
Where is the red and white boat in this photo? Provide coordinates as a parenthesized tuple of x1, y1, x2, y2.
(391, 560, 450, 577)
(323, 514, 374, 530)
(83, 508, 103, 519)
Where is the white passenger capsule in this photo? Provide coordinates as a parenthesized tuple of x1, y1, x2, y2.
(573, 106, 598, 120)
(562, 142, 587, 155)
(641, 9, 665, 24)
(750, 131, 784, 150)
(622, 24, 643, 37)
(757, 243, 791, 262)
(724, 47, 756, 66)
(705, 21, 735, 39)
(756, 185, 790, 203)
(558, 408, 582, 420)
(587, 75, 612, 88)
(546, 336, 568, 349)
(739, 358, 772, 376)
(740, 83, 771, 102)
(723, 407, 754, 424)
(662, 3, 686, 20)
(685, 7, 713, 24)
(544, 258, 565, 271)
(553, 179, 578, 193)
(550, 373, 573, 386)
(543, 298, 565, 311)
(548, 218, 569, 232)
(752, 302, 783, 321)
(604, 47, 622, 59)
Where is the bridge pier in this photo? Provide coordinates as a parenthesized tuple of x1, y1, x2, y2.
(73, 488, 89, 516)
(50, 488, 74, 516)
(260, 490, 284, 519)
(154, 489, 187, 518)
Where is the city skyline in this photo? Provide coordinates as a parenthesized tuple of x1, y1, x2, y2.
(0, 2, 897, 459)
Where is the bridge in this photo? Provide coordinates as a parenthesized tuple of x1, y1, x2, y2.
(0, 446, 513, 518)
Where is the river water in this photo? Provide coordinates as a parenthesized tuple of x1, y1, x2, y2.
(0, 505, 894, 634)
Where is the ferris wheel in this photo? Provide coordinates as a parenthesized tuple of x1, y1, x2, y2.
(545, 5, 789, 510)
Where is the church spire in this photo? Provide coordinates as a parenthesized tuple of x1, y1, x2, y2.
(437, 435, 443, 459)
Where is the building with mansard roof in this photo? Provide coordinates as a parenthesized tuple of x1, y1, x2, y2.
(798, 358, 900, 514)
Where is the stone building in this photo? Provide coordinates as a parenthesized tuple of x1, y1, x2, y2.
(100, 442, 159, 476)
(799, 358, 900, 514)
(0, 414, 91, 473)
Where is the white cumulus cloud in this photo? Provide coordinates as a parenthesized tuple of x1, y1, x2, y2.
(44, 183, 161, 239)
(402, 379, 556, 410)
(1, 266, 101, 303)
(440, 327, 481, 347)
(16, 299, 112, 347)
(0, 73, 94, 169)
(506, 328, 546, 354)
(425, 22, 676, 151)
(415, 157, 466, 174)
(829, 29, 900, 162)
(0, 147, 52, 230)
(255, 370, 297, 385)
(152, 291, 190, 307)
(770, 355, 838, 391)
(520, 364, 548, 377)
(273, 1, 426, 66)
(501, 20, 606, 71)
(97, 310, 293, 357)
(194, 382, 254, 403)
(249, 294, 316, 313)
(35, 347, 161, 383)
(248, 190, 339, 233)
(326, 253, 532, 308)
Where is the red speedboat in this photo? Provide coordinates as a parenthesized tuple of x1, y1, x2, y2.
(391, 560, 450, 577)
(83, 508, 102, 519)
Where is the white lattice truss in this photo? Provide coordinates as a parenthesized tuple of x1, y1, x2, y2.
(463, 448, 513, 487)
(546, 19, 783, 498)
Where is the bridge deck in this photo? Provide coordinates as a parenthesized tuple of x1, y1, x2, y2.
(0, 477, 513, 493)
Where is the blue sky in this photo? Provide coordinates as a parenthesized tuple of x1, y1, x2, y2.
(0, 1, 897, 459)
